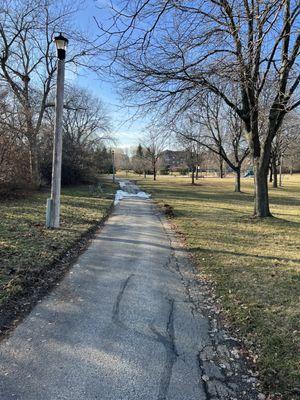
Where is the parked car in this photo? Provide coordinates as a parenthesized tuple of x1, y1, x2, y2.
(244, 170, 254, 178)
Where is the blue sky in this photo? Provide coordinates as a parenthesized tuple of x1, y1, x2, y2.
(73, 0, 146, 148)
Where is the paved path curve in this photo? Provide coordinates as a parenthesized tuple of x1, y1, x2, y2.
(0, 182, 258, 400)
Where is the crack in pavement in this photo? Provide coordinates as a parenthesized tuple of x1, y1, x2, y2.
(111, 275, 177, 344)
(111, 274, 158, 344)
(112, 274, 135, 328)
(157, 213, 198, 319)
(151, 298, 179, 400)
(112, 275, 180, 400)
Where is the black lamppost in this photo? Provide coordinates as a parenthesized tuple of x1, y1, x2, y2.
(46, 33, 68, 228)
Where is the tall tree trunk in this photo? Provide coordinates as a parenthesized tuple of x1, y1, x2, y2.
(28, 137, 40, 188)
(272, 157, 278, 188)
(219, 156, 224, 178)
(195, 165, 199, 180)
(253, 159, 271, 217)
(144, 170, 146, 179)
(234, 168, 241, 192)
(269, 165, 273, 182)
(191, 166, 195, 185)
(248, 114, 272, 218)
(153, 162, 156, 180)
(279, 156, 283, 187)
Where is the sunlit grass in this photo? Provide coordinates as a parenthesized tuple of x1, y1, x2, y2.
(0, 179, 116, 303)
(133, 172, 300, 399)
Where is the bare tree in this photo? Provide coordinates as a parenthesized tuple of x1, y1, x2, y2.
(270, 112, 300, 187)
(40, 85, 113, 184)
(166, 93, 249, 192)
(62, 86, 112, 147)
(0, 88, 30, 185)
(143, 131, 165, 180)
(114, 148, 131, 174)
(285, 125, 300, 175)
(100, 0, 300, 217)
(0, 0, 93, 187)
(131, 144, 151, 177)
(179, 139, 200, 185)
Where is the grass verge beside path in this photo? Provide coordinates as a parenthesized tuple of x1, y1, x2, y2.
(136, 174, 300, 400)
(0, 178, 116, 335)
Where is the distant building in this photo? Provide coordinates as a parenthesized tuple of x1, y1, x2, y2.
(159, 150, 189, 172)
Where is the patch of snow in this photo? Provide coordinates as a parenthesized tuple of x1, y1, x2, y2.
(119, 180, 130, 189)
(114, 181, 151, 205)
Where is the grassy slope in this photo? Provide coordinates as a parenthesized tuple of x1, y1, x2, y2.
(0, 179, 116, 309)
(137, 173, 300, 399)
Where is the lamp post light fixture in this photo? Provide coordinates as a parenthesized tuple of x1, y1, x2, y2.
(112, 149, 116, 183)
(46, 33, 68, 228)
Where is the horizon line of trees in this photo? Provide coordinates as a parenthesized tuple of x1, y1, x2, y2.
(114, 131, 300, 192)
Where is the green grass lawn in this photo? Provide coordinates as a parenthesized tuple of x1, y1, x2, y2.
(135, 173, 300, 399)
(0, 178, 116, 328)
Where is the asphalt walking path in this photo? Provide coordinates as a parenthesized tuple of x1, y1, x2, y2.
(0, 182, 259, 400)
